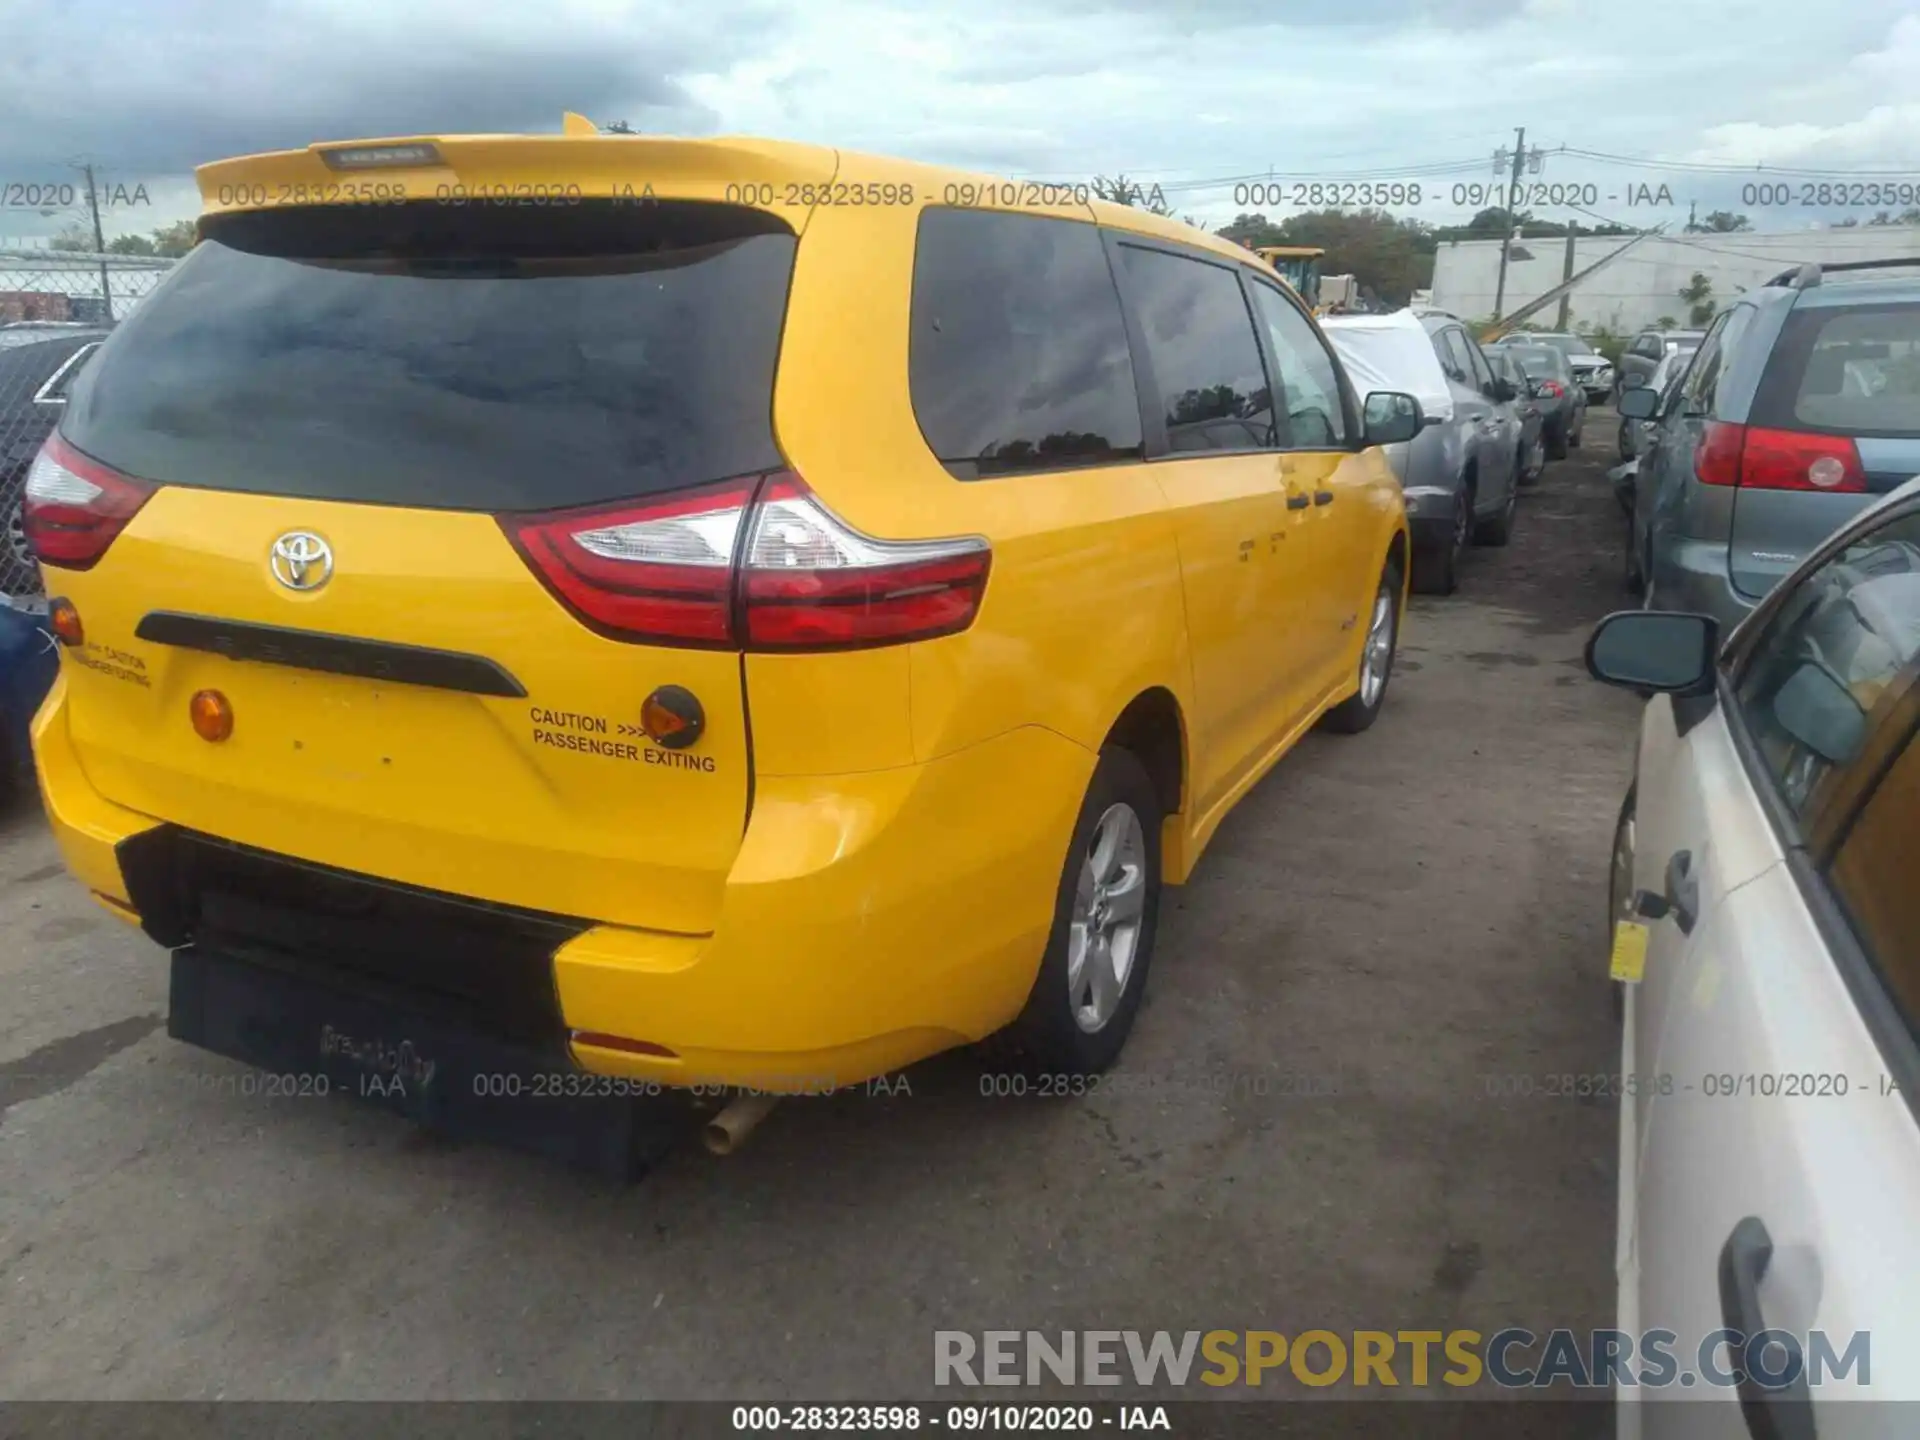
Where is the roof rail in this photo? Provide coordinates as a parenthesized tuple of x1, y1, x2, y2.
(1765, 257, 1920, 290)
(1764, 262, 1822, 290)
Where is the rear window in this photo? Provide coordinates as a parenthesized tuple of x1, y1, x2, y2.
(1509, 347, 1565, 378)
(1752, 301, 1920, 439)
(909, 208, 1143, 479)
(60, 201, 797, 512)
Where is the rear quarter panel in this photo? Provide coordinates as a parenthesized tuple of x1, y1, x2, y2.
(767, 174, 1196, 774)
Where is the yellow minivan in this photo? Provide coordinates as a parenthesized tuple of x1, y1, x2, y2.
(27, 127, 1418, 1141)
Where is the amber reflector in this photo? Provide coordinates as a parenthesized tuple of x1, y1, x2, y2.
(189, 689, 233, 742)
(48, 598, 83, 646)
(572, 1030, 679, 1059)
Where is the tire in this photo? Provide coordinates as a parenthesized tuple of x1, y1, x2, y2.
(1320, 558, 1402, 734)
(1008, 746, 1163, 1075)
(1473, 476, 1515, 546)
(1519, 434, 1545, 486)
(1607, 784, 1637, 1026)
(1411, 489, 1467, 595)
(1568, 408, 1583, 449)
(1547, 418, 1569, 460)
(1617, 420, 1634, 464)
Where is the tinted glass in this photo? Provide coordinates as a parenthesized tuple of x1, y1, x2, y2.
(1247, 282, 1348, 448)
(1466, 339, 1495, 389)
(1679, 312, 1730, 414)
(1734, 512, 1920, 818)
(1536, 335, 1595, 357)
(61, 201, 796, 512)
(1440, 329, 1475, 380)
(1751, 302, 1920, 439)
(1119, 246, 1273, 454)
(910, 208, 1143, 479)
(1828, 729, 1920, 1027)
(1510, 347, 1567, 379)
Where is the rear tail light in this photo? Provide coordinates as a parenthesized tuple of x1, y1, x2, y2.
(23, 434, 155, 570)
(502, 472, 990, 651)
(1538, 379, 1564, 398)
(741, 477, 989, 650)
(504, 480, 752, 646)
(1692, 421, 1865, 493)
(1693, 420, 1745, 487)
(1736, 426, 1866, 493)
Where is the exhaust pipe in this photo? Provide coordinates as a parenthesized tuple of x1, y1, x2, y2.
(704, 1092, 779, 1156)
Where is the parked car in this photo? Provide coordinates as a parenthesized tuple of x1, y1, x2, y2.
(1324, 309, 1520, 594)
(0, 598, 58, 793)
(1615, 327, 1706, 396)
(0, 328, 108, 600)
(1616, 346, 1692, 463)
(1590, 473, 1920, 1424)
(1503, 342, 1587, 458)
(1503, 330, 1614, 401)
(1487, 347, 1546, 486)
(1619, 258, 1920, 632)
(26, 130, 1422, 1170)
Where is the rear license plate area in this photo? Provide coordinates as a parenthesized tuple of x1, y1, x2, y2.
(168, 946, 697, 1180)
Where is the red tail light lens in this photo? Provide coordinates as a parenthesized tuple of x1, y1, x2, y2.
(1693, 420, 1745, 487)
(502, 480, 754, 647)
(742, 477, 991, 650)
(1537, 379, 1563, 398)
(1737, 426, 1866, 493)
(23, 434, 155, 570)
(1691, 421, 1866, 492)
(502, 473, 991, 651)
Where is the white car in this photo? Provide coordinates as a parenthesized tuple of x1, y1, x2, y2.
(1590, 473, 1920, 1434)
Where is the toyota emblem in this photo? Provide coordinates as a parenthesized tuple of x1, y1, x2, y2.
(269, 531, 333, 592)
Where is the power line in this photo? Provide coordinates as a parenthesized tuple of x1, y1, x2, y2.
(1542, 145, 1920, 178)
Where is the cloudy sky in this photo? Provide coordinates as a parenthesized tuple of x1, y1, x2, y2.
(2, 0, 1917, 245)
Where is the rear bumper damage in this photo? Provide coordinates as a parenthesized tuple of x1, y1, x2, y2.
(36, 676, 1093, 1098)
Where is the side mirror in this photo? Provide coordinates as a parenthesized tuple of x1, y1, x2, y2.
(1618, 385, 1660, 420)
(1585, 610, 1719, 695)
(1773, 663, 1867, 766)
(1490, 378, 1516, 403)
(1362, 391, 1423, 446)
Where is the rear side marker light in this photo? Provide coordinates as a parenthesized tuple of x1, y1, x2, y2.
(48, 598, 83, 646)
(571, 1031, 679, 1059)
(190, 690, 233, 742)
(502, 472, 991, 652)
(24, 434, 156, 571)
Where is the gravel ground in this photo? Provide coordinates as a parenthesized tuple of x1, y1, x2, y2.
(0, 414, 1641, 1420)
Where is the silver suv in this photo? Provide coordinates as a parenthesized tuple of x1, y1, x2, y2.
(1621, 259, 1920, 628)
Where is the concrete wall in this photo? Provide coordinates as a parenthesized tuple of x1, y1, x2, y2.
(1430, 225, 1920, 334)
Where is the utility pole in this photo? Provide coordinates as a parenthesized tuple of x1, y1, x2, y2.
(80, 163, 113, 323)
(1686, 200, 1698, 233)
(1492, 126, 1526, 322)
(1555, 224, 1577, 330)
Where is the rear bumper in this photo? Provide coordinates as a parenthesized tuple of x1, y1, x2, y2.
(35, 678, 1092, 1090)
(1646, 540, 1758, 635)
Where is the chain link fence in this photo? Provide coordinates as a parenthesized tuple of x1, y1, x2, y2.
(0, 250, 177, 598)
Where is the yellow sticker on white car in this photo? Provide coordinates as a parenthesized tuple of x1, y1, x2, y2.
(1610, 921, 1651, 983)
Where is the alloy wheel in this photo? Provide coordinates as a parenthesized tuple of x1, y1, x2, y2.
(1068, 803, 1148, 1033)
